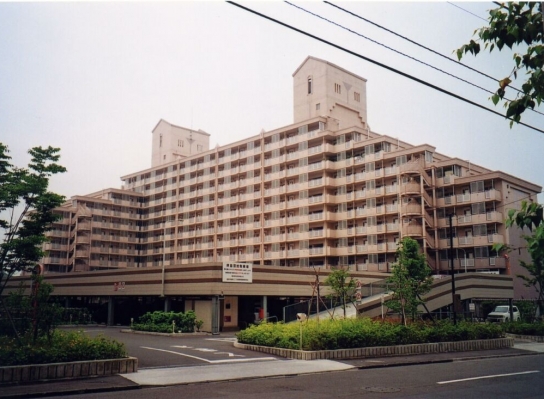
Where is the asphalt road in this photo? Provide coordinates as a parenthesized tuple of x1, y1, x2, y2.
(71, 326, 281, 368)
(48, 354, 544, 399)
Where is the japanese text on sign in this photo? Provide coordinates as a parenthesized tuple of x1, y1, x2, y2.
(222, 262, 253, 283)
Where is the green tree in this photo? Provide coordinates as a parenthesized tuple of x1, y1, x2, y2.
(456, 2, 543, 127)
(493, 200, 544, 317)
(324, 267, 356, 318)
(386, 237, 433, 325)
(3, 275, 62, 342)
(0, 143, 66, 299)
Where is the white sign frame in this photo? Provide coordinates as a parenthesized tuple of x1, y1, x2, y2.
(222, 262, 253, 283)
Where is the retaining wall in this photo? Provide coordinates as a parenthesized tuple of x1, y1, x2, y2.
(506, 333, 544, 343)
(0, 357, 138, 385)
(234, 338, 514, 361)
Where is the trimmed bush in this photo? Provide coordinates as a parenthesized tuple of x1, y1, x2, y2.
(237, 319, 504, 351)
(132, 310, 197, 333)
(503, 322, 544, 336)
(0, 330, 127, 366)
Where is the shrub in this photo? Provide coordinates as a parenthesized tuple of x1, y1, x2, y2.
(133, 310, 197, 333)
(0, 330, 127, 366)
(503, 322, 544, 336)
(236, 319, 503, 351)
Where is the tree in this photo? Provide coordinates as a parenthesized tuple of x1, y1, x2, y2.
(456, 2, 543, 127)
(3, 275, 62, 343)
(493, 200, 544, 318)
(324, 267, 356, 318)
(386, 237, 433, 325)
(0, 143, 66, 300)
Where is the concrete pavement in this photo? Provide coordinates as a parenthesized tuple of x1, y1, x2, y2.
(1, 342, 543, 398)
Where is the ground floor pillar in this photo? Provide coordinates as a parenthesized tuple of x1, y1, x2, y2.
(107, 297, 115, 326)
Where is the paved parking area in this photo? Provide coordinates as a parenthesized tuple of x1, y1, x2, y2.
(69, 326, 281, 368)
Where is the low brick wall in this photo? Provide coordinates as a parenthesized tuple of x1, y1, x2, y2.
(506, 333, 544, 343)
(0, 357, 138, 385)
(234, 338, 514, 361)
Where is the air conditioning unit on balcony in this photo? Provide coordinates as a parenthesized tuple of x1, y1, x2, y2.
(489, 257, 496, 266)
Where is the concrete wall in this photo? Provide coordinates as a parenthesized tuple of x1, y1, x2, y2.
(194, 300, 213, 332)
(293, 56, 367, 126)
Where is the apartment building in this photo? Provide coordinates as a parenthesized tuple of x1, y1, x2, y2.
(42, 56, 541, 287)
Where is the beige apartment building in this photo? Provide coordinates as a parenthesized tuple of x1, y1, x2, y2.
(42, 56, 540, 298)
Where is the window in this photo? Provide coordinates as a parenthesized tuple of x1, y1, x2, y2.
(473, 224, 487, 236)
(308, 77, 312, 94)
(425, 151, 433, 163)
(470, 181, 484, 193)
(354, 92, 360, 102)
(316, 103, 320, 110)
(197, 144, 203, 151)
(472, 202, 485, 215)
(159, 134, 162, 147)
(475, 246, 489, 258)
(177, 139, 183, 147)
(334, 83, 342, 94)
(163, 155, 166, 160)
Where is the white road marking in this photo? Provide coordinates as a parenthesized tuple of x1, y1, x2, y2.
(172, 345, 193, 349)
(192, 348, 218, 352)
(214, 352, 245, 357)
(205, 338, 237, 342)
(437, 370, 540, 385)
(140, 346, 276, 364)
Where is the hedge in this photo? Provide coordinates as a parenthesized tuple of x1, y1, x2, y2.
(237, 319, 504, 351)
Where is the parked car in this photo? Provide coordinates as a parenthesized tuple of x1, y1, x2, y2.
(486, 305, 521, 322)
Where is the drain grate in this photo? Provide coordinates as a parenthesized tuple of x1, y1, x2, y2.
(362, 387, 401, 393)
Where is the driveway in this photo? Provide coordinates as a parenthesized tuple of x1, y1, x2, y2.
(69, 326, 280, 368)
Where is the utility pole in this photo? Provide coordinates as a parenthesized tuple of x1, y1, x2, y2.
(448, 214, 457, 325)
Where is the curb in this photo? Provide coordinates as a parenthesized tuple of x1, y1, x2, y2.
(234, 338, 514, 360)
(120, 329, 210, 337)
(0, 357, 138, 385)
(506, 333, 544, 342)
(0, 382, 141, 399)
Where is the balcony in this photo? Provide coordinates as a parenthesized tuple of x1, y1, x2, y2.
(438, 257, 506, 271)
(456, 193, 471, 203)
(437, 175, 456, 186)
(436, 195, 456, 207)
(400, 182, 420, 195)
(399, 159, 424, 174)
(402, 224, 423, 237)
(401, 203, 422, 215)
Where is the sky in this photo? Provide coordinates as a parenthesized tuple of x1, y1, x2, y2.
(1, 1, 542, 202)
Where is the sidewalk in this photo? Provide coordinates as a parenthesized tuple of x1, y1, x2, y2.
(1, 343, 542, 398)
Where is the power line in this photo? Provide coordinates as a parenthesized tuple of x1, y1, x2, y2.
(324, 1, 542, 109)
(227, 1, 544, 135)
(447, 2, 489, 22)
(286, 2, 500, 103)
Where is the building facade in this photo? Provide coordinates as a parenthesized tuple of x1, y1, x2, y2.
(42, 57, 541, 297)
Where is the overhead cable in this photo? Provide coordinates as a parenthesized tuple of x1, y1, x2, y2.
(286, 2, 498, 99)
(324, 1, 531, 99)
(226, 1, 544, 135)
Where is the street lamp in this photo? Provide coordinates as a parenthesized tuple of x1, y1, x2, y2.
(457, 248, 467, 273)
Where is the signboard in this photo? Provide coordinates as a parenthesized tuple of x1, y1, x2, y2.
(113, 282, 125, 291)
(222, 262, 253, 283)
(469, 303, 475, 312)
